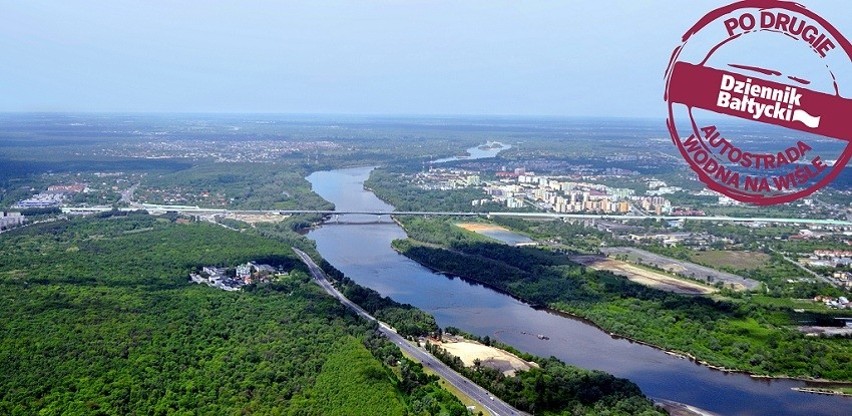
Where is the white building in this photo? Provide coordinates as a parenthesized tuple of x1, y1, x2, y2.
(0, 212, 25, 230)
(507, 198, 525, 209)
(236, 264, 252, 279)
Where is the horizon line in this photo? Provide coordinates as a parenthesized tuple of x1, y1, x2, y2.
(0, 111, 684, 121)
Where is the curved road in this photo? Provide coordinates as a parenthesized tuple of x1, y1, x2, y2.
(293, 248, 527, 416)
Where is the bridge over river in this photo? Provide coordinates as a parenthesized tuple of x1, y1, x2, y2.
(61, 205, 852, 227)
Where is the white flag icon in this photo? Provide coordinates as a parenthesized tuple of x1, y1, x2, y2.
(792, 109, 821, 128)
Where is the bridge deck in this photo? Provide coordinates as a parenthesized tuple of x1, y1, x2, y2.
(58, 206, 852, 226)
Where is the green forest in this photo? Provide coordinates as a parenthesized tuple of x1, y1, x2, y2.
(392, 217, 852, 382)
(0, 213, 665, 415)
(429, 328, 663, 416)
(137, 163, 333, 211)
(0, 215, 464, 415)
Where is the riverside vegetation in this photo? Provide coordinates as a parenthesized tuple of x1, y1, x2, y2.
(424, 329, 663, 416)
(391, 217, 852, 382)
(313, 255, 665, 415)
(255, 214, 665, 414)
(0, 212, 663, 415)
(0, 214, 467, 415)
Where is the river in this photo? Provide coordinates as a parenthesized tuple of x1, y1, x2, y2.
(305, 148, 849, 416)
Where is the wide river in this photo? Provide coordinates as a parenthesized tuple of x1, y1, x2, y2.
(306, 157, 849, 416)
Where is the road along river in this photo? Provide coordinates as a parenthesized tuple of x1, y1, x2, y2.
(293, 247, 527, 416)
(305, 165, 850, 416)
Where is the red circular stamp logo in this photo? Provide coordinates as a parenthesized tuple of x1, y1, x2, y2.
(665, 0, 852, 205)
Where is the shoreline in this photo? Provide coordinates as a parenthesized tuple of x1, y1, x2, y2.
(791, 387, 852, 397)
(309, 165, 852, 397)
(390, 237, 851, 386)
(389, 240, 542, 308)
(653, 398, 721, 416)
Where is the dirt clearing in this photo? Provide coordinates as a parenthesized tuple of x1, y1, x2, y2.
(570, 255, 717, 295)
(434, 336, 537, 377)
(222, 212, 290, 225)
(456, 223, 509, 233)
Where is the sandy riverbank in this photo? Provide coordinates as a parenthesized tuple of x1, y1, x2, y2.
(455, 222, 510, 233)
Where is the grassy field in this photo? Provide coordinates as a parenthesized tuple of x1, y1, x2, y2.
(690, 250, 771, 271)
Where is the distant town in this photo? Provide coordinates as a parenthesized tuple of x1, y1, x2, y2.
(4, 160, 852, 292)
(94, 139, 340, 163)
(413, 166, 674, 214)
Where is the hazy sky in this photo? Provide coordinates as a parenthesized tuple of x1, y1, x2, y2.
(1, 1, 850, 116)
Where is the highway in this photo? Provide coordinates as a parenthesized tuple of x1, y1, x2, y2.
(293, 248, 527, 416)
(61, 204, 852, 227)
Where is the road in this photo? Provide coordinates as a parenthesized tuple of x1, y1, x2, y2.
(120, 184, 139, 205)
(768, 247, 839, 287)
(60, 205, 852, 227)
(292, 248, 527, 416)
